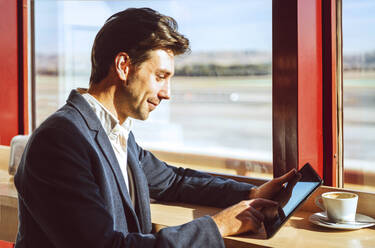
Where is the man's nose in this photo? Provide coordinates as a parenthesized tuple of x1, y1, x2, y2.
(158, 80, 171, 100)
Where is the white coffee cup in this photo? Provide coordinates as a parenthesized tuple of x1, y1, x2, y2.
(315, 192, 358, 222)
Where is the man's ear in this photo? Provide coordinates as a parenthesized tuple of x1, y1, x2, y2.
(114, 52, 130, 82)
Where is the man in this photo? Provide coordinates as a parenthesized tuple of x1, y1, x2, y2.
(15, 8, 299, 247)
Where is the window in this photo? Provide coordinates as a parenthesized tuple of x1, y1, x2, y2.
(34, 0, 273, 178)
(342, 0, 375, 192)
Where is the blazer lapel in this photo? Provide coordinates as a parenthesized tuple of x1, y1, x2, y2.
(95, 130, 139, 220)
(66, 89, 141, 232)
(127, 148, 152, 233)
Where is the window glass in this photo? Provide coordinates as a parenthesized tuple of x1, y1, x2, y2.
(342, 0, 375, 191)
(35, 0, 272, 178)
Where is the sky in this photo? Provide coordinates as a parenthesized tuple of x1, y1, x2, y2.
(342, 0, 375, 54)
(34, 0, 375, 55)
(34, 0, 270, 54)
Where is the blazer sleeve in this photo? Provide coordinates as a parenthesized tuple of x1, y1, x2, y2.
(15, 125, 224, 248)
(129, 132, 255, 208)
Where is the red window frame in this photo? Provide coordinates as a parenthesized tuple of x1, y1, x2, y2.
(273, 0, 338, 186)
(0, 0, 28, 145)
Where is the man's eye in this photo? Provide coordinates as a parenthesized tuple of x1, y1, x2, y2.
(156, 74, 165, 81)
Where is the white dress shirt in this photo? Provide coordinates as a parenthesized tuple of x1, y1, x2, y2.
(82, 93, 135, 203)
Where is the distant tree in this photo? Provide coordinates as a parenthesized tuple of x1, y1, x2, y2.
(175, 64, 271, 77)
(365, 51, 375, 64)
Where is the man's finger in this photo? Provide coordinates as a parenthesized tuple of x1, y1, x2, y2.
(248, 198, 278, 208)
(275, 169, 297, 184)
(244, 214, 261, 231)
(248, 206, 264, 222)
(285, 172, 301, 192)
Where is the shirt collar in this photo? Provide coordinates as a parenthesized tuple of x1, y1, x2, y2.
(81, 92, 132, 138)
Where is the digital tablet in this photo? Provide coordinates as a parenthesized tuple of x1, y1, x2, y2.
(263, 163, 323, 239)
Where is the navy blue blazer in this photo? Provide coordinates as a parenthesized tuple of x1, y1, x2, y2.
(14, 90, 254, 248)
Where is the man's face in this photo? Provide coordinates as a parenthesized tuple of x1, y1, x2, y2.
(118, 49, 174, 121)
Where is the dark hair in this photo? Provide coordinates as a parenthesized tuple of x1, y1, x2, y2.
(90, 8, 190, 84)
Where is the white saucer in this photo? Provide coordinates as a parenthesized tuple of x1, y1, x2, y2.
(309, 212, 375, 230)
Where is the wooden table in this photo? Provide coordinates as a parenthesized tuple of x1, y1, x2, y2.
(150, 202, 375, 248)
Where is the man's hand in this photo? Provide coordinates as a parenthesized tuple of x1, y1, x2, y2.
(249, 169, 301, 201)
(211, 198, 278, 237)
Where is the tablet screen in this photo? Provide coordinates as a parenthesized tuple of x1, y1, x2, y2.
(263, 163, 323, 238)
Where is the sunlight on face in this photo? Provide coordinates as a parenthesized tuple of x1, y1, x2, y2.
(124, 49, 175, 121)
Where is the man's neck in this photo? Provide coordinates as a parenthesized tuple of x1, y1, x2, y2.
(87, 83, 127, 124)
